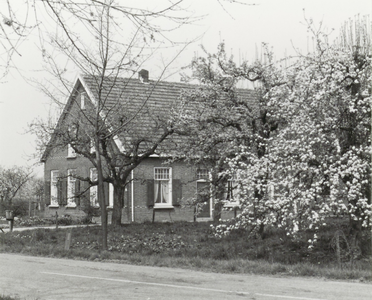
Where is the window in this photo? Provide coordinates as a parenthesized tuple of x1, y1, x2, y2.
(90, 168, 99, 207)
(67, 169, 77, 207)
(108, 183, 114, 208)
(67, 144, 76, 158)
(81, 93, 85, 109)
(154, 168, 172, 206)
(50, 170, 59, 206)
(196, 169, 212, 219)
(224, 173, 239, 207)
(196, 168, 209, 180)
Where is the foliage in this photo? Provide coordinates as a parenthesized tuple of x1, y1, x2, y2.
(13, 215, 88, 227)
(0, 200, 29, 218)
(175, 43, 263, 219)
(15, 216, 50, 227)
(221, 22, 371, 248)
(79, 196, 101, 224)
(179, 17, 371, 253)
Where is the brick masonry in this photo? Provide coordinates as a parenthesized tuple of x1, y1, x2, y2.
(42, 77, 241, 223)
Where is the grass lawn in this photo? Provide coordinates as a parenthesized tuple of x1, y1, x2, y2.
(0, 221, 371, 282)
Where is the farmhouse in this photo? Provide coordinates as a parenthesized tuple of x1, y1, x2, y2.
(41, 70, 257, 223)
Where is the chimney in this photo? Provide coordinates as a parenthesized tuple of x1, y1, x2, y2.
(138, 69, 149, 83)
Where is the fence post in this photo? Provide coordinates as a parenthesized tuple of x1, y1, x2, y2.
(65, 229, 72, 250)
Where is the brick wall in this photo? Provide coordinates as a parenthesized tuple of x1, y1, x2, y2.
(42, 82, 215, 223)
(43, 150, 239, 223)
(43, 146, 95, 219)
(122, 158, 199, 223)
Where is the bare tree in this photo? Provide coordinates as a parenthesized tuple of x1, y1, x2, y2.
(22, 0, 196, 250)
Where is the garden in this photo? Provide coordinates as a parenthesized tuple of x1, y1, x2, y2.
(0, 219, 370, 282)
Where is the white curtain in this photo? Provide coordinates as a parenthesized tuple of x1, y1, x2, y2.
(161, 181, 169, 203)
(155, 180, 169, 203)
(155, 181, 160, 203)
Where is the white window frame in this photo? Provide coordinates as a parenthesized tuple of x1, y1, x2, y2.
(196, 168, 209, 181)
(108, 183, 114, 208)
(66, 169, 77, 207)
(67, 144, 76, 158)
(81, 92, 86, 110)
(154, 167, 173, 208)
(195, 169, 213, 221)
(50, 170, 59, 207)
(90, 168, 99, 207)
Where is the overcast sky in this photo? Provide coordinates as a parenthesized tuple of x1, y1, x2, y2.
(0, 0, 370, 177)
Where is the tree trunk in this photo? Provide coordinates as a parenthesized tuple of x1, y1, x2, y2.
(95, 140, 107, 251)
(112, 184, 125, 226)
(349, 217, 362, 259)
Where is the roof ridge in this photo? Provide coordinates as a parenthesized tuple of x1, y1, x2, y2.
(81, 73, 256, 92)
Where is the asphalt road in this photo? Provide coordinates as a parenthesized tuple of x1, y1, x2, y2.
(0, 253, 370, 300)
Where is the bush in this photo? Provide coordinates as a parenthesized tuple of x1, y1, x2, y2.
(0, 200, 29, 218)
(80, 196, 101, 224)
(55, 215, 73, 226)
(15, 215, 80, 227)
(16, 216, 50, 227)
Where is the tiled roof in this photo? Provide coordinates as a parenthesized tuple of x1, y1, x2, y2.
(81, 74, 198, 154)
(81, 74, 258, 155)
(41, 73, 258, 161)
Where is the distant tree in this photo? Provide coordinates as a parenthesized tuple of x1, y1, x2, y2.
(0, 166, 33, 204)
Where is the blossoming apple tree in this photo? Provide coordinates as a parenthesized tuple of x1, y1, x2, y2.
(180, 19, 371, 252)
(217, 21, 371, 252)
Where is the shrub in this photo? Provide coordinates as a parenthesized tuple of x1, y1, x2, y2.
(80, 195, 101, 224)
(16, 216, 50, 227)
(55, 215, 73, 226)
(0, 200, 29, 218)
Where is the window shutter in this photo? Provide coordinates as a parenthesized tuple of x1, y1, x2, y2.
(103, 182, 109, 206)
(172, 179, 182, 206)
(61, 179, 68, 206)
(75, 180, 80, 206)
(57, 180, 63, 205)
(81, 180, 89, 208)
(147, 179, 154, 207)
(45, 181, 51, 206)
